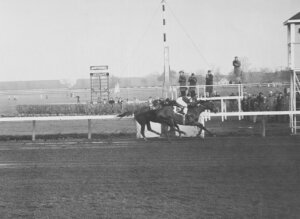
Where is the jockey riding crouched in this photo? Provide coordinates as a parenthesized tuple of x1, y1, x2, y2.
(175, 96, 198, 124)
(148, 97, 195, 118)
(148, 97, 171, 110)
(176, 96, 197, 115)
(148, 96, 155, 110)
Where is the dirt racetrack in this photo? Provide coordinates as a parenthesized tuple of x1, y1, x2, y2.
(0, 136, 299, 218)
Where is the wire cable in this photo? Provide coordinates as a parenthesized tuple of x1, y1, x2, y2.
(123, 4, 161, 75)
(166, 2, 210, 68)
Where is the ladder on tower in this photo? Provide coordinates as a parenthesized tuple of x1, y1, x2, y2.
(90, 66, 110, 104)
(295, 70, 300, 133)
(291, 69, 300, 134)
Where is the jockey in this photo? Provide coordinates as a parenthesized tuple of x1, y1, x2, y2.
(176, 96, 193, 115)
(150, 97, 164, 110)
(148, 96, 155, 109)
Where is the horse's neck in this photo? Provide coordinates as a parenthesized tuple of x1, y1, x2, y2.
(157, 106, 172, 113)
(188, 106, 205, 117)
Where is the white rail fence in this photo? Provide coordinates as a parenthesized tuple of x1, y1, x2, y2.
(0, 115, 132, 141)
(1, 110, 300, 141)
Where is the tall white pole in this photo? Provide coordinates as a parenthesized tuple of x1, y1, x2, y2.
(161, 0, 170, 136)
(162, 0, 170, 98)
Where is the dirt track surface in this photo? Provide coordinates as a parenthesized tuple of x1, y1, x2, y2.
(0, 137, 299, 218)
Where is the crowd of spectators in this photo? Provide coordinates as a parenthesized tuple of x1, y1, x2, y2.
(241, 91, 290, 122)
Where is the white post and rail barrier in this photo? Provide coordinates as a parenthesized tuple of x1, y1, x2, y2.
(0, 115, 132, 141)
(0, 110, 299, 141)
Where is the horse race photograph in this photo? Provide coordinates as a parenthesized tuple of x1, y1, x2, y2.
(0, 0, 300, 218)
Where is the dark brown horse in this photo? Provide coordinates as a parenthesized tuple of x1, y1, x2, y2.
(117, 99, 185, 140)
(173, 100, 218, 137)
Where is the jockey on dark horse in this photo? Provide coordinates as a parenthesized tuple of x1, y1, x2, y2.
(117, 98, 186, 140)
(117, 97, 217, 139)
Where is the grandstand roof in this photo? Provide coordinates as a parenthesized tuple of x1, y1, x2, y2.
(284, 12, 300, 25)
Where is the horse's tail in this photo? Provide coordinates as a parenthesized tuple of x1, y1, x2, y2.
(117, 111, 133, 118)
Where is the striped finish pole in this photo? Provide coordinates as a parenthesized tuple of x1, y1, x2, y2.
(161, 0, 170, 136)
(162, 0, 170, 98)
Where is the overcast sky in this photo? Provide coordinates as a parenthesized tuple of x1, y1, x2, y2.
(0, 0, 299, 82)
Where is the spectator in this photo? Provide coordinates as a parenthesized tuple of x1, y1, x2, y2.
(276, 92, 285, 122)
(261, 96, 268, 111)
(247, 93, 252, 110)
(117, 97, 123, 109)
(242, 94, 250, 121)
(205, 70, 213, 97)
(266, 91, 276, 122)
(257, 92, 264, 111)
(250, 94, 259, 123)
(178, 70, 187, 97)
(76, 96, 80, 103)
(108, 98, 115, 106)
(188, 73, 197, 98)
(232, 56, 241, 83)
(283, 93, 290, 122)
(228, 92, 237, 111)
(213, 91, 220, 97)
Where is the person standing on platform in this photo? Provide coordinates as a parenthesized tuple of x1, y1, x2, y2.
(188, 73, 197, 98)
(205, 70, 213, 97)
(178, 70, 187, 97)
(232, 56, 242, 83)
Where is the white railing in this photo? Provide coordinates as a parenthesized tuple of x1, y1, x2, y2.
(0, 110, 300, 141)
(200, 110, 300, 137)
(0, 115, 132, 141)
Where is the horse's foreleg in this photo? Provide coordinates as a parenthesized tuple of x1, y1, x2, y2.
(174, 122, 186, 136)
(140, 123, 148, 141)
(146, 121, 161, 136)
(197, 127, 203, 137)
(160, 118, 185, 137)
(196, 122, 214, 136)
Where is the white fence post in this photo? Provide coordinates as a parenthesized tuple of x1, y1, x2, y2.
(221, 99, 224, 122)
(238, 84, 242, 120)
(224, 101, 227, 120)
(88, 119, 92, 139)
(262, 116, 266, 137)
(32, 120, 36, 141)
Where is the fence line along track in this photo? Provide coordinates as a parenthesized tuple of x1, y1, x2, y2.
(0, 111, 300, 141)
(0, 115, 133, 141)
